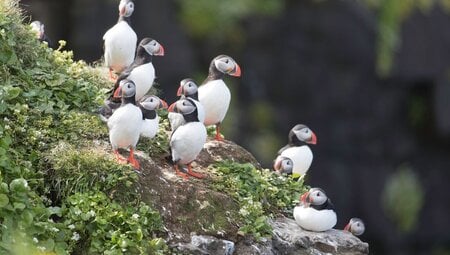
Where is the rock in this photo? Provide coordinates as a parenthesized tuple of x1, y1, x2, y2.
(269, 217, 369, 255)
(174, 235, 235, 255)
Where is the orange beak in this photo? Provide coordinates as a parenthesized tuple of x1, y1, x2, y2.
(273, 158, 282, 172)
(309, 132, 317, 145)
(231, 63, 241, 77)
(159, 99, 168, 109)
(113, 87, 122, 98)
(300, 192, 309, 203)
(156, 45, 165, 56)
(119, 6, 126, 16)
(176, 85, 183, 97)
(344, 223, 351, 232)
(168, 102, 176, 112)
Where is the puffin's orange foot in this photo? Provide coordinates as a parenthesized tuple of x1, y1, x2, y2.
(174, 166, 189, 180)
(114, 151, 127, 164)
(187, 170, 205, 179)
(214, 133, 224, 141)
(128, 158, 140, 170)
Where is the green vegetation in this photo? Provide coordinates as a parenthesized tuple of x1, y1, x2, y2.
(212, 161, 307, 239)
(0, 1, 166, 254)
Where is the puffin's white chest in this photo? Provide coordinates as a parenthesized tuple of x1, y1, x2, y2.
(103, 21, 137, 72)
(140, 116, 159, 138)
(127, 63, 155, 101)
(107, 103, 142, 149)
(198, 80, 230, 126)
(280, 146, 313, 176)
(293, 205, 337, 232)
(170, 122, 207, 164)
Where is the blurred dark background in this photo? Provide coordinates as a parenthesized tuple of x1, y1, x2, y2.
(20, 0, 450, 254)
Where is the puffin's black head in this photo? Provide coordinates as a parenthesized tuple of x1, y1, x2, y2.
(30, 20, 45, 40)
(273, 156, 293, 175)
(344, 218, 365, 236)
(168, 98, 199, 123)
(119, 0, 135, 17)
(138, 37, 165, 57)
(300, 187, 328, 206)
(210, 54, 241, 77)
(177, 78, 198, 98)
(114, 79, 136, 99)
(289, 124, 317, 145)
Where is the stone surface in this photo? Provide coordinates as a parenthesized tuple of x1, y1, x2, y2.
(174, 235, 235, 255)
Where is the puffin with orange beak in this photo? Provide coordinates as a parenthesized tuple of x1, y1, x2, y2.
(168, 98, 207, 179)
(168, 78, 205, 132)
(109, 37, 165, 101)
(198, 55, 241, 141)
(107, 79, 142, 170)
(274, 124, 317, 178)
(139, 95, 168, 138)
(344, 218, 365, 236)
(293, 187, 337, 232)
(103, 0, 137, 79)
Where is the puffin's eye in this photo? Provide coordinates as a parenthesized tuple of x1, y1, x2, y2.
(153, 43, 157, 46)
(225, 59, 229, 64)
(356, 223, 360, 227)
(316, 193, 320, 197)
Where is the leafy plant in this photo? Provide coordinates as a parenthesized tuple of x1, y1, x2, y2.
(211, 161, 307, 238)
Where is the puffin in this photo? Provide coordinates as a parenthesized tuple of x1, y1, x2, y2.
(198, 55, 241, 141)
(110, 37, 164, 101)
(293, 187, 337, 232)
(139, 95, 168, 138)
(275, 124, 317, 178)
(107, 79, 142, 169)
(168, 98, 207, 179)
(30, 20, 51, 46)
(168, 78, 205, 132)
(344, 218, 365, 236)
(103, 0, 137, 79)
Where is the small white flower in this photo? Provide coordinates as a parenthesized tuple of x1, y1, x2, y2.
(37, 246, 46, 252)
(68, 224, 75, 230)
(51, 227, 60, 232)
(74, 208, 81, 215)
(71, 232, 80, 241)
(132, 214, 140, 220)
(87, 210, 96, 217)
(239, 208, 249, 217)
(32, 237, 38, 243)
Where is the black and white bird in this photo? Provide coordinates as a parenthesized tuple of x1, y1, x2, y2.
(293, 187, 337, 232)
(275, 124, 317, 178)
(139, 95, 168, 138)
(110, 37, 164, 101)
(198, 55, 241, 141)
(107, 79, 142, 169)
(30, 20, 51, 46)
(103, 0, 137, 79)
(168, 98, 207, 179)
(168, 78, 205, 132)
(344, 218, 365, 236)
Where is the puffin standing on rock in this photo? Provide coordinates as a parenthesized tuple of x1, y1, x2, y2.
(275, 124, 317, 178)
(139, 95, 168, 138)
(103, 0, 137, 79)
(293, 187, 337, 232)
(198, 55, 241, 141)
(107, 79, 142, 169)
(344, 218, 365, 236)
(168, 98, 207, 179)
(168, 78, 205, 132)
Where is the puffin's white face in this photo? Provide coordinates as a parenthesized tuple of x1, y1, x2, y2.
(142, 39, 164, 56)
(345, 218, 365, 236)
(292, 125, 317, 144)
(178, 79, 198, 97)
(118, 80, 136, 98)
(169, 99, 196, 115)
(273, 156, 293, 174)
(214, 55, 241, 77)
(303, 188, 327, 206)
(140, 96, 168, 110)
(119, 0, 134, 17)
(30, 21, 44, 39)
